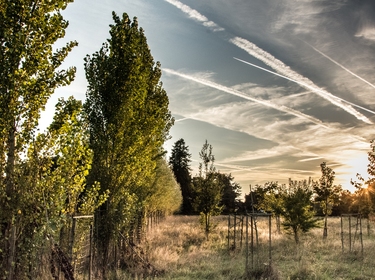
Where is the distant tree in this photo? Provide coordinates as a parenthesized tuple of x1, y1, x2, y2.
(314, 162, 340, 239)
(257, 182, 284, 234)
(331, 189, 354, 216)
(350, 173, 372, 217)
(192, 140, 224, 239)
(0, 1, 77, 278)
(218, 173, 242, 214)
(146, 158, 182, 216)
(84, 12, 173, 271)
(244, 186, 263, 213)
(169, 139, 193, 214)
(282, 180, 319, 244)
(366, 140, 375, 208)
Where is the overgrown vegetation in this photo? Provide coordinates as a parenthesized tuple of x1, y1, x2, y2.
(115, 215, 375, 279)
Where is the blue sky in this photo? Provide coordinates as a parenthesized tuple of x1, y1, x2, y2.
(45, 0, 375, 193)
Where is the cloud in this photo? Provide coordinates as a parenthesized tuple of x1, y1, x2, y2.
(355, 26, 375, 41)
(232, 41, 373, 124)
(163, 0, 224, 32)
(164, 0, 373, 124)
(303, 40, 375, 90)
(163, 68, 329, 128)
(168, 91, 370, 187)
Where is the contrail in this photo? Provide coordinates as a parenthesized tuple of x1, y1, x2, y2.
(163, 68, 330, 128)
(234, 57, 375, 116)
(174, 117, 190, 122)
(231, 38, 373, 124)
(164, 0, 372, 124)
(304, 41, 375, 90)
(163, 0, 224, 32)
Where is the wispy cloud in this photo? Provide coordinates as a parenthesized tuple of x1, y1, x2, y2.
(303, 41, 375, 90)
(234, 57, 375, 117)
(163, 68, 330, 128)
(164, 0, 373, 125)
(231, 39, 373, 124)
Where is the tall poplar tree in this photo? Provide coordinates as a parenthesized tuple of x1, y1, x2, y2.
(0, 1, 77, 278)
(84, 12, 173, 270)
(169, 138, 193, 214)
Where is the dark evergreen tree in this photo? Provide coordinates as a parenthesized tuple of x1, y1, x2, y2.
(218, 173, 241, 214)
(169, 139, 193, 214)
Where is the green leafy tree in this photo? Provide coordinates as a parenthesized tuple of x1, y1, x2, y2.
(257, 182, 284, 234)
(314, 162, 340, 239)
(169, 138, 193, 214)
(83, 12, 173, 270)
(0, 1, 77, 278)
(1, 97, 106, 278)
(282, 179, 319, 244)
(192, 140, 224, 239)
(331, 189, 354, 216)
(146, 158, 182, 215)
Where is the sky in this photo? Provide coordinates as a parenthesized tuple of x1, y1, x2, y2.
(44, 0, 375, 194)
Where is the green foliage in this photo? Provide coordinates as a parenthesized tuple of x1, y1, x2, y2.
(0, 97, 105, 278)
(257, 182, 284, 233)
(146, 158, 182, 215)
(169, 138, 193, 214)
(217, 173, 241, 214)
(192, 140, 224, 238)
(83, 11, 174, 267)
(0, 1, 77, 278)
(314, 162, 340, 238)
(281, 180, 320, 244)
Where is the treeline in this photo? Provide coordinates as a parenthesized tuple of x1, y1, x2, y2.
(169, 139, 242, 218)
(0, 2, 181, 279)
(241, 154, 375, 243)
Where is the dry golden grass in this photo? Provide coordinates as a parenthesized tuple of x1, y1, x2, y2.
(126, 215, 375, 279)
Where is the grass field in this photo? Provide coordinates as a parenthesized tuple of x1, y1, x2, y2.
(116, 215, 375, 279)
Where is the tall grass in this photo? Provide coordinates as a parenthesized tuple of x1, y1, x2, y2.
(116, 215, 375, 279)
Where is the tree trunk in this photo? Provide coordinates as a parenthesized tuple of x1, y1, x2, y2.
(5, 125, 16, 280)
(323, 215, 328, 239)
(293, 228, 299, 244)
(205, 214, 210, 240)
(276, 215, 281, 234)
(323, 197, 328, 239)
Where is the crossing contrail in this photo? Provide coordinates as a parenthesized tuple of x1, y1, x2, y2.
(234, 57, 375, 117)
(231, 38, 373, 124)
(164, 0, 373, 124)
(163, 68, 330, 128)
(304, 41, 375, 90)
